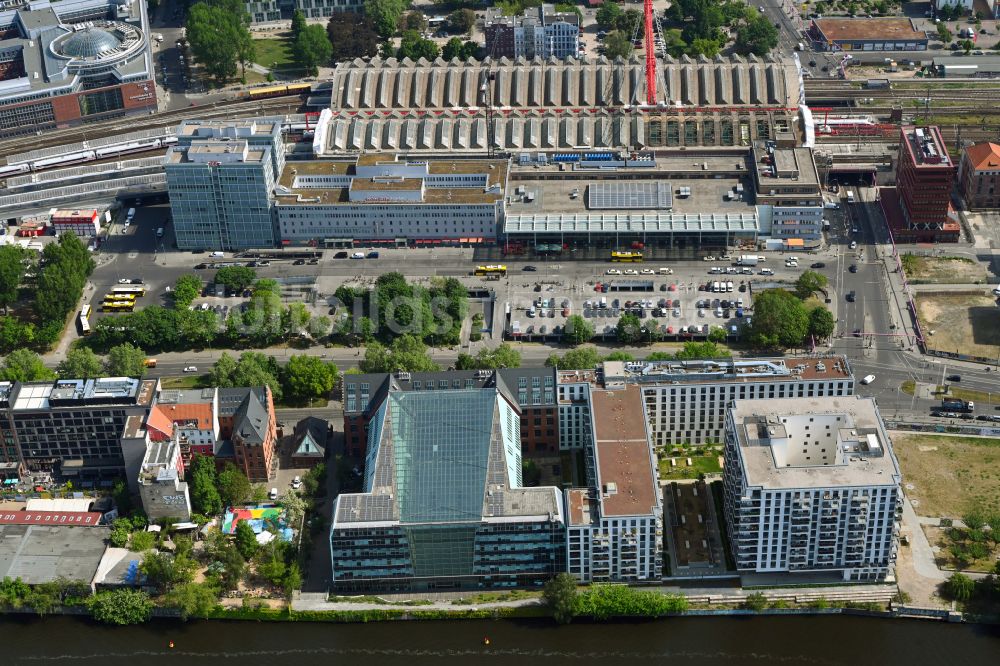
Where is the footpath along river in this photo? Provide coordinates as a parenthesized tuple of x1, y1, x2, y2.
(1, 613, 999, 665)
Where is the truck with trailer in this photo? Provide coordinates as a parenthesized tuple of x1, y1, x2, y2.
(736, 255, 762, 266)
(941, 398, 974, 413)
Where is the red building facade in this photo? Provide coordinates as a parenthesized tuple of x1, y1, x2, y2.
(894, 125, 959, 243)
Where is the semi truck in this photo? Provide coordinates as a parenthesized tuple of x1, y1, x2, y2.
(941, 398, 974, 413)
(736, 255, 762, 266)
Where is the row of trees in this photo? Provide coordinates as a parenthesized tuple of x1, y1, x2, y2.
(210, 350, 339, 405)
(544, 340, 729, 370)
(0, 342, 147, 383)
(543, 574, 688, 624)
(0, 233, 93, 353)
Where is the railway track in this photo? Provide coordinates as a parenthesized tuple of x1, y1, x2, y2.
(0, 96, 304, 161)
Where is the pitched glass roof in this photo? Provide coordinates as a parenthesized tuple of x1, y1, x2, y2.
(391, 390, 496, 524)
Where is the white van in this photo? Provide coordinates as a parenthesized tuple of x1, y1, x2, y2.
(712, 281, 720, 293)
(210, 251, 224, 258)
(726, 281, 734, 292)
(269, 487, 279, 501)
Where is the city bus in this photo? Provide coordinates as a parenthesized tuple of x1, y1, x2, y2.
(474, 264, 507, 277)
(101, 300, 135, 312)
(111, 285, 146, 297)
(77, 304, 91, 336)
(610, 251, 644, 263)
(105, 293, 137, 303)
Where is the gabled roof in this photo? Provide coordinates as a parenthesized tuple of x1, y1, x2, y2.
(232, 389, 270, 446)
(964, 142, 1000, 171)
(292, 416, 328, 457)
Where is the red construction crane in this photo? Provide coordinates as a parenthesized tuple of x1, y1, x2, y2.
(644, 0, 656, 106)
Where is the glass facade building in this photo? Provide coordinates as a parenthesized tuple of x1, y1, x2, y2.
(330, 386, 565, 593)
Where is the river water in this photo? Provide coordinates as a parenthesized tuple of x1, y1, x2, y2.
(2, 614, 999, 665)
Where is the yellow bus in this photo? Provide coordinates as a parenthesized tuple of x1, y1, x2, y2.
(105, 293, 137, 303)
(101, 301, 135, 312)
(77, 304, 91, 336)
(111, 285, 146, 297)
(611, 251, 643, 263)
(474, 264, 508, 277)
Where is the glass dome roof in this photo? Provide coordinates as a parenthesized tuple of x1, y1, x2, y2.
(57, 27, 122, 58)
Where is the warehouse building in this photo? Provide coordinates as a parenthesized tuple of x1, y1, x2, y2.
(722, 396, 902, 582)
(316, 54, 802, 154)
(0, 0, 156, 137)
(808, 18, 928, 52)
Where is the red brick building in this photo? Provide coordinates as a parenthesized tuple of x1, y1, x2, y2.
(958, 142, 1000, 211)
(890, 125, 959, 243)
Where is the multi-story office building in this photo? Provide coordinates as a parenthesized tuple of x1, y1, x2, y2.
(751, 142, 824, 243)
(0, 0, 156, 137)
(485, 4, 580, 59)
(166, 121, 283, 251)
(0, 377, 156, 483)
(244, 0, 281, 23)
(342, 368, 558, 461)
(294, 0, 363, 19)
(598, 357, 855, 448)
(562, 384, 663, 582)
(722, 396, 902, 582)
(329, 383, 565, 593)
(274, 155, 507, 247)
(885, 125, 959, 243)
(958, 141, 1000, 211)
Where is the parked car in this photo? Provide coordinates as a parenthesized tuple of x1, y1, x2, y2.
(846, 291, 856, 302)
(523, 265, 537, 271)
(183, 366, 198, 373)
(946, 374, 961, 382)
(849, 264, 858, 273)
(860, 374, 875, 385)
(810, 262, 826, 269)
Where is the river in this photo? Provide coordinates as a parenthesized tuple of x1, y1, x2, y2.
(1, 615, 999, 665)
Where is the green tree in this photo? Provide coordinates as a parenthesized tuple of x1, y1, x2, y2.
(708, 327, 727, 343)
(164, 582, 219, 621)
(596, 1, 624, 29)
(603, 30, 633, 59)
(283, 562, 302, 600)
(235, 520, 259, 560)
(109, 521, 131, 548)
(326, 12, 381, 61)
(217, 463, 252, 508)
(57, 347, 103, 379)
(397, 29, 440, 60)
(674, 341, 725, 360)
(564, 314, 595, 346)
(0, 349, 56, 382)
(604, 351, 634, 361)
(401, 10, 426, 32)
(794, 270, 828, 299)
(615, 312, 644, 344)
(294, 24, 333, 76)
(448, 8, 476, 34)
(364, 0, 407, 37)
(129, 530, 155, 552)
(745, 289, 809, 349)
(808, 306, 835, 340)
(443, 37, 465, 60)
(543, 573, 578, 624)
(173, 274, 202, 309)
(961, 38, 974, 55)
(211, 351, 284, 403)
(455, 343, 522, 370)
(213, 266, 256, 293)
(944, 572, 974, 601)
(360, 335, 441, 373)
(189, 454, 223, 516)
(291, 8, 306, 38)
(546, 345, 601, 370)
(186, 1, 254, 83)
(0, 245, 26, 311)
(742, 592, 768, 611)
(937, 23, 952, 43)
(734, 14, 779, 56)
(105, 343, 147, 377)
(255, 542, 287, 586)
(88, 589, 152, 625)
(283, 355, 339, 404)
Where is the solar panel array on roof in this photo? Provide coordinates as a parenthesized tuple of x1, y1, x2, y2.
(588, 182, 672, 210)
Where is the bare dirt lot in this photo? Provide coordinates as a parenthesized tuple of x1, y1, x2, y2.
(914, 291, 1000, 359)
(902, 255, 988, 283)
(892, 433, 1000, 518)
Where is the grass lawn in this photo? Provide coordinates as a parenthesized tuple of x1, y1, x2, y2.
(899, 379, 1000, 405)
(892, 433, 1000, 517)
(900, 254, 985, 283)
(658, 453, 722, 480)
(159, 374, 208, 389)
(252, 37, 299, 72)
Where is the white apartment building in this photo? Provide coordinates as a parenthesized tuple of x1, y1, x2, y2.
(601, 357, 855, 448)
(563, 384, 663, 582)
(274, 155, 508, 245)
(722, 396, 902, 582)
(752, 142, 824, 243)
(484, 4, 580, 59)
